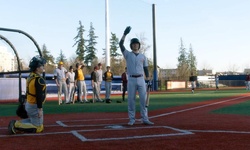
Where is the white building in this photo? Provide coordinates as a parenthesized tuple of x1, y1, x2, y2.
(0, 46, 15, 72)
(244, 69, 250, 74)
(159, 68, 177, 79)
(159, 68, 216, 79)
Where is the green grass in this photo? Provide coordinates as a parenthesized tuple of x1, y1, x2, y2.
(212, 100, 250, 115)
(0, 89, 249, 117)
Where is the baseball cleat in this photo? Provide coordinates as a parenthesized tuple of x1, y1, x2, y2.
(96, 99, 104, 102)
(142, 120, 154, 125)
(8, 120, 16, 135)
(128, 120, 135, 126)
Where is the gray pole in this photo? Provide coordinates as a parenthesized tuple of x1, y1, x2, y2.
(152, 4, 158, 90)
(105, 0, 110, 66)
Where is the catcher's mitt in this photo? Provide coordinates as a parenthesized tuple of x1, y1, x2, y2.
(16, 104, 28, 119)
(16, 95, 28, 119)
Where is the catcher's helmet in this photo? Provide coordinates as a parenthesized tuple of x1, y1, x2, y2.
(130, 38, 140, 50)
(29, 56, 46, 71)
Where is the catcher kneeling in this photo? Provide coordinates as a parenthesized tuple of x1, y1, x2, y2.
(8, 56, 47, 134)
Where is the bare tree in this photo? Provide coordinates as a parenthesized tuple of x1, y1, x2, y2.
(227, 63, 240, 74)
(136, 33, 151, 55)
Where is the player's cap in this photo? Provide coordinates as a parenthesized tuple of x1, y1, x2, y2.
(59, 61, 63, 65)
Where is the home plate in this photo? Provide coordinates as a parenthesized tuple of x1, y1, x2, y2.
(104, 125, 125, 129)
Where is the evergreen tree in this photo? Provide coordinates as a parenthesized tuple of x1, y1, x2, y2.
(187, 44, 197, 75)
(41, 44, 54, 64)
(102, 33, 121, 57)
(102, 32, 122, 68)
(177, 38, 189, 80)
(177, 38, 188, 67)
(109, 33, 122, 73)
(85, 22, 98, 67)
(73, 21, 86, 62)
(56, 49, 67, 64)
(110, 33, 121, 57)
(41, 44, 55, 73)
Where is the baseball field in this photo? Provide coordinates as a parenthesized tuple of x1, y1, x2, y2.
(0, 88, 250, 150)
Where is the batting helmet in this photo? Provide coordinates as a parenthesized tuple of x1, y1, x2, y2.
(29, 56, 46, 71)
(130, 38, 140, 50)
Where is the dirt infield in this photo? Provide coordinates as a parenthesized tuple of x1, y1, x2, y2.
(1, 93, 250, 150)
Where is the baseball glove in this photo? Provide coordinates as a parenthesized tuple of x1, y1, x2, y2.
(16, 104, 28, 119)
(16, 95, 28, 119)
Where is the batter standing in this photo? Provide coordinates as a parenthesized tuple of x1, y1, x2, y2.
(119, 26, 154, 125)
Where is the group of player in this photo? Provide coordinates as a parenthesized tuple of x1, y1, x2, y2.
(55, 62, 101, 104)
(54, 61, 130, 104)
(190, 73, 220, 93)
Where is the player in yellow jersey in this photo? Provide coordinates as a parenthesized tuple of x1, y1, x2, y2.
(75, 63, 89, 103)
(103, 66, 113, 103)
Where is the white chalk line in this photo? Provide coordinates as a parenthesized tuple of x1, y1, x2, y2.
(71, 131, 87, 141)
(0, 126, 192, 140)
(188, 129, 250, 134)
(0, 95, 249, 141)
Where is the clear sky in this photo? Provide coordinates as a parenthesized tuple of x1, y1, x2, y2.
(0, 0, 249, 72)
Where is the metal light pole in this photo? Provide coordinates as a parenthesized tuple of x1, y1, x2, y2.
(152, 4, 158, 90)
(105, 0, 110, 67)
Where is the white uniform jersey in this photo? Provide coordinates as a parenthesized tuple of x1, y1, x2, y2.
(122, 49, 148, 76)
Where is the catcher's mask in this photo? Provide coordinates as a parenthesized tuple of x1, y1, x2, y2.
(29, 56, 46, 71)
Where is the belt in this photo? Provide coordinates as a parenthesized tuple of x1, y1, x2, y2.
(130, 74, 143, 78)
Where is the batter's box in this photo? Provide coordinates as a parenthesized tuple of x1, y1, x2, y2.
(71, 126, 193, 142)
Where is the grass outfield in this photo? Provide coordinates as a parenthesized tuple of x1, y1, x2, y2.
(212, 100, 250, 115)
(0, 89, 249, 117)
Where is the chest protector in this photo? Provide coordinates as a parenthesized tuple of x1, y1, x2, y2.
(26, 73, 45, 104)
